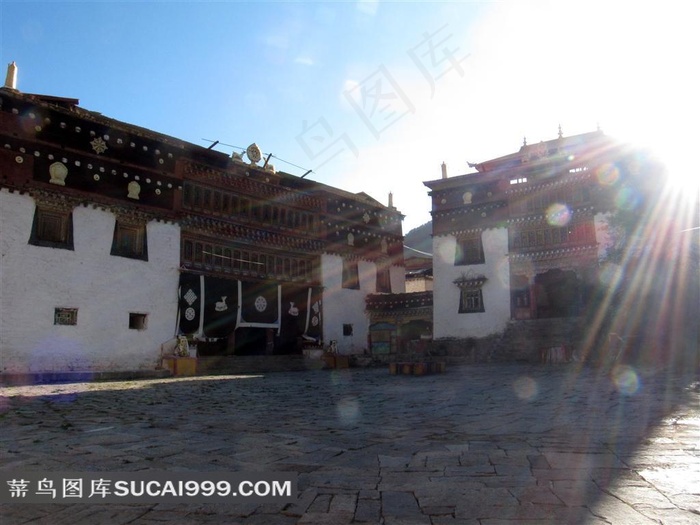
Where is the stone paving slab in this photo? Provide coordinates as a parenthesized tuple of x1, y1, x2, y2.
(1, 364, 698, 524)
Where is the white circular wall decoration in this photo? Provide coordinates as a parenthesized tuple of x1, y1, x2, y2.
(254, 296, 267, 312)
(184, 308, 196, 321)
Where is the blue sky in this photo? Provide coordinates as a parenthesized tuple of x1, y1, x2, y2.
(2, 1, 698, 231)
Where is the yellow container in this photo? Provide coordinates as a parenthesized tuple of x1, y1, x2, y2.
(413, 363, 428, 376)
(162, 357, 197, 376)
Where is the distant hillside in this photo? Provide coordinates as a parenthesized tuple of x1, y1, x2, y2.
(403, 221, 432, 258)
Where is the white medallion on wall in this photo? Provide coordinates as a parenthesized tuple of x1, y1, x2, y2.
(90, 137, 108, 154)
(254, 295, 267, 312)
(183, 288, 198, 321)
(288, 302, 299, 317)
(49, 161, 68, 186)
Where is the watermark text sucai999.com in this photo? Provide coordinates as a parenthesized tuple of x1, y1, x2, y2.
(1, 471, 296, 504)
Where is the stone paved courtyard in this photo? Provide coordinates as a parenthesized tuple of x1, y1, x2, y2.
(1, 363, 699, 524)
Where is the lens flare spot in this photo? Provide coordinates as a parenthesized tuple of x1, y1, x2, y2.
(615, 187, 641, 210)
(545, 203, 571, 227)
(436, 239, 454, 265)
(596, 163, 620, 186)
(336, 396, 360, 424)
(611, 365, 640, 395)
(513, 376, 538, 401)
(598, 263, 624, 288)
(495, 258, 510, 288)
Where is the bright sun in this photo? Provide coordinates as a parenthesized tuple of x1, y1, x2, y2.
(555, 2, 699, 195)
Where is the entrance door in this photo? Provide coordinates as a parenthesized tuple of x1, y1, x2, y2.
(234, 327, 270, 355)
(534, 269, 581, 318)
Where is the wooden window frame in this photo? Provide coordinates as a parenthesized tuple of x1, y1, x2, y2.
(111, 220, 148, 261)
(342, 258, 360, 290)
(458, 288, 485, 314)
(455, 233, 485, 265)
(29, 205, 74, 250)
(376, 266, 391, 293)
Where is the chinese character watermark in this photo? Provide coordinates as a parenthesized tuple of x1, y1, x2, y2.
(6, 479, 29, 498)
(344, 65, 415, 140)
(296, 117, 359, 172)
(90, 478, 112, 498)
(63, 478, 83, 498)
(408, 24, 471, 98)
(296, 23, 470, 171)
(36, 478, 56, 499)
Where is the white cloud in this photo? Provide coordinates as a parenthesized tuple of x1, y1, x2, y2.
(294, 56, 315, 66)
(356, 0, 378, 17)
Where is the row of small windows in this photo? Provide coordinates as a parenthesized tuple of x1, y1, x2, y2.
(510, 222, 596, 250)
(513, 186, 591, 213)
(454, 222, 596, 266)
(181, 239, 313, 282)
(54, 308, 147, 330)
(183, 183, 317, 233)
(29, 206, 147, 260)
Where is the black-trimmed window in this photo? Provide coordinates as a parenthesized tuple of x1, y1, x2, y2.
(455, 274, 487, 314)
(376, 266, 391, 293)
(455, 233, 484, 265)
(342, 258, 360, 289)
(54, 307, 78, 326)
(111, 221, 148, 260)
(459, 289, 485, 313)
(129, 312, 148, 330)
(29, 205, 74, 250)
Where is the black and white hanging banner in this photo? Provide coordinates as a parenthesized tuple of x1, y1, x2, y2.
(236, 281, 281, 331)
(178, 273, 203, 336)
(304, 287, 323, 341)
(202, 276, 238, 338)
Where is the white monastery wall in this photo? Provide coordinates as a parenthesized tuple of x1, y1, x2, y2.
(594, 211, 615, 261)
(406, 277, 433, 293)
(0, 191, 181, 373)
(320, 253, 372, 355)
(389, 264, 406, 294)
(432, 228, 511, 339)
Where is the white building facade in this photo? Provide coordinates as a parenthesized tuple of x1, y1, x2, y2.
(424, 131, 667, 362)
(0, 191, 181, 373)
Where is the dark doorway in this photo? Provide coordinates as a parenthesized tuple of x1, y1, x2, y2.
(234, 328, 270, 355)
(534, 269, 581, 318)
